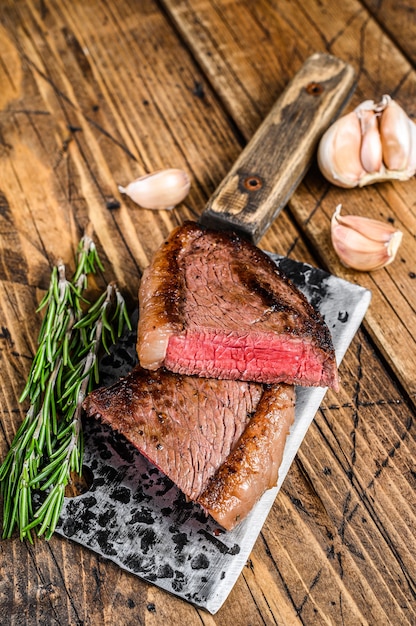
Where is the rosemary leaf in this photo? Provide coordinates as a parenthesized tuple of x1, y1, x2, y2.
(0, 234, 131, 541)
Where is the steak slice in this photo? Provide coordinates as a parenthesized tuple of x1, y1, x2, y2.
(83, 366, 294, 529)
(137, 221, 339, 390)
(197, 383, 295, 530)
(83, 365, 263, 501)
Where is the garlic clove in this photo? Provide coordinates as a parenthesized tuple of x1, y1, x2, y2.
(331, 205, 403, 271)
(118, 168, 191, 210)
(332, 226, 392, 271)
(318, 94, 416, 187)
(358, 109, 383, 173)
(317, 112, 366, 188)
(332, 204, 398, 243)
(379, 99, 411, 171)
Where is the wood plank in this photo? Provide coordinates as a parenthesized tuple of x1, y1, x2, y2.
(361, 0, 416, 67)
(163, 0, 416, 406)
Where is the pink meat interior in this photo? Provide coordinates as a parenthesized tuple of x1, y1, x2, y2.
(165, 331, 328, 385)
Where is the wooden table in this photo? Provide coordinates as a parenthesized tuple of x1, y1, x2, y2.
(0, 1, 415, 624)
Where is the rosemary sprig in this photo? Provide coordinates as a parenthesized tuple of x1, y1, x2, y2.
(0, 236, 131, 541)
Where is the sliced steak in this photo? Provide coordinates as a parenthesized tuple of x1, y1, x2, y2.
(83, 366, 294, 529)
(83, 365, 263, 501)
(137, 221, 339, 390)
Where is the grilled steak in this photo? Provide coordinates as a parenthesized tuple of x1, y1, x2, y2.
(83, 366, 294, 529)
(137, 222, 339, 390)
(84, 366, 263, 501)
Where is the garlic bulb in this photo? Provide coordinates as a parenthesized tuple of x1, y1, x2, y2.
(318, 96, 416, 187)
(331, 205, 403, 271)
(118, 169, 191, 210)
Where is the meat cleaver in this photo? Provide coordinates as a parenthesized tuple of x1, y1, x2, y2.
(56, 53, 371, 613)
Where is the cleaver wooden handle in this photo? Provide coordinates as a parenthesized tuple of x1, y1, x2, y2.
(199, 52, 356, 243)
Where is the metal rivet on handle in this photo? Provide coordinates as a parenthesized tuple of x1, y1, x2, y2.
(243, 175, 263, 191)
(305, 82, 324, 96)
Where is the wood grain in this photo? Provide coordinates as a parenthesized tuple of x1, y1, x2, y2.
(0, 0, 415, 624)
(361, 0, 416, 66)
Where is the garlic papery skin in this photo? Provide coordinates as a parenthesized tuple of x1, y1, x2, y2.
(118, 169, 191, 210)
(331, 205, 403, 271)
(318, 95, 416, 187)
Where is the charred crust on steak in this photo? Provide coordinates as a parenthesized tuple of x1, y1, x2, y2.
(155, 232, 186, 328)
